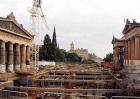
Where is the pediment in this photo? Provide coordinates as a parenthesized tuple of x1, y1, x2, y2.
(122, 24, 133, 34)
(0, 19, 33, 39)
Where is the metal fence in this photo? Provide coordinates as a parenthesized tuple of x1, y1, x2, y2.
(1, 90, 140, 99)
(41, 92, 140, 99)
(110, 96, 140, 99)
(0, 90, 28, 99)
(41, 92, 108, 99)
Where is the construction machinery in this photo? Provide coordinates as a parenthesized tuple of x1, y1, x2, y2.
(29, 0, 49, 70)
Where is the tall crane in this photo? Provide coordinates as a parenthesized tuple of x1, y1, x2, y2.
(29, 0, 49, 70)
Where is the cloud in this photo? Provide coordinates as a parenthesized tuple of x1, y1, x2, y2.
(0, 0, 140, 58)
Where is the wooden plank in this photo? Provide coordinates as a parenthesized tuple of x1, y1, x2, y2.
(6, 86, 122, 93)
(50, 70, 106, 74)
(108, 72, 122, 88)
(44, 75, 111, 79)
(34, 79, 114, 83)
(0, 81, 13, 89)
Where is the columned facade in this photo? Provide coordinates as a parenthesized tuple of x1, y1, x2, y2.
(126, 36, 140, 66)
(112, 19, 140, 94)
(112, 36, 125, 69)
(0, 12, 33, 73)
(0, 40, 31, 73)
(112, 19, 140, 67)
(113, 36, 140, 66)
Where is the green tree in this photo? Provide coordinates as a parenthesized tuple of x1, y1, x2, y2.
(39, 30, 82, 63)
(39, 46, 45, 61)
(65, 53, 82, 62)
(55, 48, 66, 62)
(44, 34, 53, 61)
(52, 26, 57, 47)
(39, 34, 54, 61)
(103, 53, 113, 62)
(50, 43, 56, 61)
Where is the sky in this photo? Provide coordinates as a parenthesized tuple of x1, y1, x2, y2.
(0, 0, 140, 58)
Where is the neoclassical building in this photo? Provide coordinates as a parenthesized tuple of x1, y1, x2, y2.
(112, 19, 140, 67)
(69, 42, 89, 60)
(0, 12, 33, 73)
(112, 19, 140, 91)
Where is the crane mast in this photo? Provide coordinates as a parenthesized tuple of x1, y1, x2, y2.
(30, 0, 49, 71)
(30, 0, 41, 70)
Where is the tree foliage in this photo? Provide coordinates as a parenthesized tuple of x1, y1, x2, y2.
(39, 33, 81, 62)
(39, 34, 53, 61)
(82, 58, 96, 64)
(103, 53, 113, 62)
(52, 26, 57, 47)
(65, 53, 82, 62)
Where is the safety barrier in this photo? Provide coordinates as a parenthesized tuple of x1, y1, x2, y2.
(110, 96, 140, 99)
(0, 89, 140, 99)
(0, 90, 28, 99)
(41, 92, 108, 99)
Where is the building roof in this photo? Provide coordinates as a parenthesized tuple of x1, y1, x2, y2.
(123, 19, 140, 34)
(112, 19, 140, 44)
(0, 12, 33, 40)
(112, 36, 124, 44)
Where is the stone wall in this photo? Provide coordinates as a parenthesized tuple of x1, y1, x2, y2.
(123, 65, 140, 95)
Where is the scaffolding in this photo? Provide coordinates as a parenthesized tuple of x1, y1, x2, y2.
(5, 86, 122, 93)
(0, 90, 28, 99)
(41, 92, 108, 99)
(30, 0, 49, 70)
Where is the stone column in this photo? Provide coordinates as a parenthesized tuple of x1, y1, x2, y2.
(21, 45, 26, 70)
(125, 41, 128, 64)
(116, 47, 119, 64)
(26, 46, 30, 68)
(7, 42, 14, 72)
(128, 39, 131, 64)
(132, 38, 135, 60)
(113, 48, 116, 64)
(0, 41, 6, 73)
(130, 39, 133, 60)
(135, 37, 140, 60)
(14, 44, 20, 71)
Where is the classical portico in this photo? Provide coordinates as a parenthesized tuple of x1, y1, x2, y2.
(112, 19, 140, 91)
(112, 37, 125, 68)
(112, 19, 140, 67)
(0, 12, 33, 73)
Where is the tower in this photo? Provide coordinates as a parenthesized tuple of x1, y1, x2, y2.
(70, 42, 74, 51)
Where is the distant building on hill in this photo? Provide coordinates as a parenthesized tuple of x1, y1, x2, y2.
(69, 42, 89, 60)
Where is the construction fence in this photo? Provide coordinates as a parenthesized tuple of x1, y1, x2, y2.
(41, 92, 108, 99)
(41, 92, 140, 99)
(0, 90, 28, 99)
(0, 90, 140, 99)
